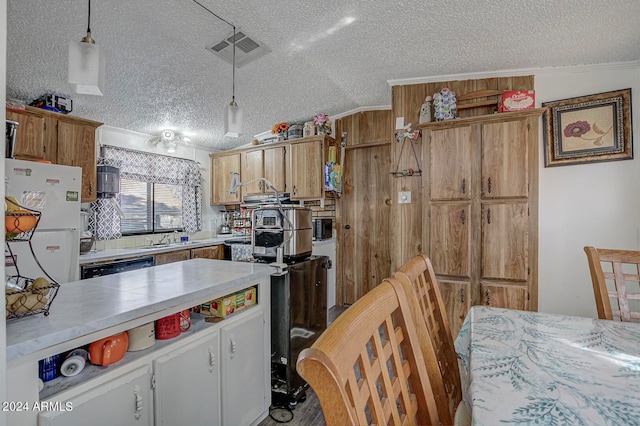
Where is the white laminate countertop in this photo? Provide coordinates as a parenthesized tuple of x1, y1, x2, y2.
(78, 236, 239, 264)
(6, 258, 273, 362)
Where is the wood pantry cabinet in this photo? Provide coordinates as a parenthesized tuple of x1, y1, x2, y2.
(420, 109, 543, 336)
(6, 107, 103, 202)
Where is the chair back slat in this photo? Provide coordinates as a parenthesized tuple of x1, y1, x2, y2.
(584, 246, 640, 322)
(297, 280, 441, 426)
(395, 253, 462, 423)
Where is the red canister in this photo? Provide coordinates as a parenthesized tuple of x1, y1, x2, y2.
(155, 312, 191, 340)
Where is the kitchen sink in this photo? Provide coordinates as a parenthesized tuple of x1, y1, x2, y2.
(139, 241, 197, 249)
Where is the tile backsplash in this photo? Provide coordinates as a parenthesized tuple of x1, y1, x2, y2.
(94, 230, 217, 251)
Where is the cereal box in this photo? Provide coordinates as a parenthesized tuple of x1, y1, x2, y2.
(200, 286, 257, 318)
(499, 90, 535, 112)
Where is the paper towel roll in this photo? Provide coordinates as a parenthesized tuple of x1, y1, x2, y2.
(61, 349, 88, 377)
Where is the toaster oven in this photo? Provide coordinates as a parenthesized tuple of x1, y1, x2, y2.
(252, 207, 312, 260)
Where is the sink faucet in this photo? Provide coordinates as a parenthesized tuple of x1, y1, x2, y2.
(173, 230, 180, 244)
(158, 234, 170, 245)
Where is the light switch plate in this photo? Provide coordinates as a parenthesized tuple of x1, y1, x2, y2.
(398, 191, 411, 204)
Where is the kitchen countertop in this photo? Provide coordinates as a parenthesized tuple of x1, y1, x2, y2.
(6, 258, 273, 362)
(79, 236, 336, 264)
(78, 235, 242, 264)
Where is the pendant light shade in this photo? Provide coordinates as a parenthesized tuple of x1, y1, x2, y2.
(68, 0, 105, 96)
(224, 100, 243, 137)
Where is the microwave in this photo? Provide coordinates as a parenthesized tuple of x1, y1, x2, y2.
(313, 218, 333, 241)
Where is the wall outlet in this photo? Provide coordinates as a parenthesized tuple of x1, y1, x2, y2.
(398, 191, 411, 204)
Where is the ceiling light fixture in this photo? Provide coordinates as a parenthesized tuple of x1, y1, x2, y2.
(192, 0, 242, 138)
(68, 0, 105, 96)
(148, 130, 190, 154)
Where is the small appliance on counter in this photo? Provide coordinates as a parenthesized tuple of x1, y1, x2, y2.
(251, 207, 312, 261)
(312, 218, 333, 241)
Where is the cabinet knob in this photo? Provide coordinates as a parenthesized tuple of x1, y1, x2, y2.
(133, 385, 143, 419)
(461, 178, 466, 194)
(345, 224, 351, 230)
(485, 289, 491, 305)
(89, 183, 93, 194)
(209, 345, 216, 371)
(229, 334, 237, 358)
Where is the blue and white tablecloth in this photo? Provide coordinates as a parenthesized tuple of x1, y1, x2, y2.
(454, 306, 640, 425)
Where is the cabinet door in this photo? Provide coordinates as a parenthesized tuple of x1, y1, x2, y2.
(481, 119, 528, 199)
(438, 280, 471, 338)
(154, 329, 220, 426)
(38, 365, 153, 426)
(57, 121, 98, 202)
(210, 153, 241, 205)
(220, 308, 266, 426)
(263, 145, 287, 193)
(429, 203, 471, 278)
(7, 109, 45, 159)
(480, 282, 527, 310)
(190, 245, 223, 259)
(429, 126, 472, 200)
(288, 141, 323, 199)
(155, 249, 191, 265)
(481, 203, 528, 280)
(241, 149, 265, 196)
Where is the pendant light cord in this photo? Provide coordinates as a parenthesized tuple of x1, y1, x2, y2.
(192, 0, 236, 103)
(87, 0, 91, 34)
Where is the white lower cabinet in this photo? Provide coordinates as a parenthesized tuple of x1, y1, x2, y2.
(38, 365, 153, 426)
(153, 329, 220, 426)
(220, 308, 267, 426)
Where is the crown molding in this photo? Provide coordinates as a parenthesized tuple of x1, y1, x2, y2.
(387, 60, 640, 87)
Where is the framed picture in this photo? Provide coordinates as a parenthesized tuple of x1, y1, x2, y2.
(543, 88, 632, 167)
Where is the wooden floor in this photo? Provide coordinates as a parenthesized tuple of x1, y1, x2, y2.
(258, 305, 348, 426)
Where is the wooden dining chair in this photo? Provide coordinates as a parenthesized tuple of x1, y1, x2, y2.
(296, 278, 441, 426)
(584, 246, 640, 321)
(395, 253, 468, 425)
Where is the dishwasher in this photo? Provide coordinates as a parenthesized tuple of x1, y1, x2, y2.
(80, 256, 155, 279)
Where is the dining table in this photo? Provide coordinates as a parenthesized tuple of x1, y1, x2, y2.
(454, 305, 640, 425)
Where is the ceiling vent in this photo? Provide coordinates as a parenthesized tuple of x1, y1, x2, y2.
(206, 28, 270, 68)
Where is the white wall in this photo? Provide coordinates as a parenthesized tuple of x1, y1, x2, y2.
(96, 126, 224, 233)
(535, 62, 640, 317)
(1, 0, 7, 420)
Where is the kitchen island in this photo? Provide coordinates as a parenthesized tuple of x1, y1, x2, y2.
(7, 259, 273, 426)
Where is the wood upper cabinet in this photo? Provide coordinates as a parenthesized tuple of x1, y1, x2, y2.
(263, 145, 286, 193)
(6, 108, 45, 160)
(210, 152, 241, 205)
(56, 120, 99, 201)
(335, 110, 391, 147)
(481, 120, 529, 199)
(240, 145, 286, 198)
(8, 107, 102, 202)
(287, 138, 324, 199)
(430, 126, 472, 200)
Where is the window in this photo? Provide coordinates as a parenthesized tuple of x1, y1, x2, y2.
(91, 145, 202, 240)
(120, 179, 184, 235)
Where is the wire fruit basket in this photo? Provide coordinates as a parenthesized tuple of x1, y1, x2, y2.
(5, 197, 60, 320)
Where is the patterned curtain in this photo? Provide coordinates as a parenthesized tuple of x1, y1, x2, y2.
(91, 145, 202, 240)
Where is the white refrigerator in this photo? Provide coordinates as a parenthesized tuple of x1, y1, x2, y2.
(5, 159, 82, 283)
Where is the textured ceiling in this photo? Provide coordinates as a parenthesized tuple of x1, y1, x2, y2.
(7, 0, 640, 152)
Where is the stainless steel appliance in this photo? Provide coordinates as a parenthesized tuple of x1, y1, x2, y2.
(271, 255, 329, 406)
(80, 256, 155, 279)
(312, 218, 333, 241)
(252, 207, 312, 260)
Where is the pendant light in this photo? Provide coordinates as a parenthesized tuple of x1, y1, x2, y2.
(68, 0, 105, 96)
(224, 26, 243, 137)
(192, 0, 242, 137)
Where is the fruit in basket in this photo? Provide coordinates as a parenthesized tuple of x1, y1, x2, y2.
(10, 292, 46, 313)
(5, 196, 20, 213)
(5, 211, 38, 233)
(5, 289, 23, 307)
(28, 277, 51, 296)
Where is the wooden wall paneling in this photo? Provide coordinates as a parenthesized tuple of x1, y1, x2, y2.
(527, 116, 539, 311)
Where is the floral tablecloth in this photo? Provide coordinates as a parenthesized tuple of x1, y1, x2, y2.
(454, 306, 640, 425)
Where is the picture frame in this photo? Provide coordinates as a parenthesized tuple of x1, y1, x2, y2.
(542, 88, 632, 167)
